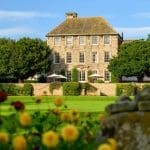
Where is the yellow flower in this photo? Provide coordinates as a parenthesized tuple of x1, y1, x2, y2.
(52, 108, 60, 115)
(60, 112, 70, 121)
(69, 109, 80, 122)
(108, 138, 117, 150)
(97, 144, 113, 150)
(42, 131, 59, 148)
(61, 124, 79, 142)
(12, 135, 27, 150)
(54, 98, 64, 107)
(19, 112, 32, 126)
(98, 113, 105, 121)
(35, 96, 41, 104)
(0, 131, 9, 143)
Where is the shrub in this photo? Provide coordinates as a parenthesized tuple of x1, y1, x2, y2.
(0, 84, 22, 95)
(49, 82, 62, 94)
(72, 68, 78, 82)
(116, 83, 136, 96)
(22, 83, 33, 96)
(24, 80, 38, 83)
(80, 83, 97, 94)
(63, 82, 80, 95)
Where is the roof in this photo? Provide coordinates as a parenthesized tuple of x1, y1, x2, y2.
(122, 40, 136, 44)
(46, 17, 118, 37)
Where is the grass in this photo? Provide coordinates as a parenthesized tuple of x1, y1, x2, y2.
(0, 96, 116, 115)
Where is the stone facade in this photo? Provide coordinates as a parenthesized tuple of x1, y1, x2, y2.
(46, 12, 122, 82)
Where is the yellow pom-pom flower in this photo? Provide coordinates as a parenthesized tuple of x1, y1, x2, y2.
(60, 112, 70, 122)
(12, 135, 27, 150)
(54, 98, 64, 107)
(42, 131, 59, 148)
(0, 131, 9, 143)
(97, 144, 113, 150)
(19, 112, 31, 126)
(108, 138, 117, 150)
(98, 113, 105, 121)
(61, 124, 79, 142)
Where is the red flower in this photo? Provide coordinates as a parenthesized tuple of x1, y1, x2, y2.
(11, 101, 25, 111)
(0, 92, 7, 103)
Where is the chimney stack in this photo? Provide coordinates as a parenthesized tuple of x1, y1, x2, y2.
(66, 12, 78, 19)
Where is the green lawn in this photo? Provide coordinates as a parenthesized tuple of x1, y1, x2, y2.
(0, 96, 116, 115)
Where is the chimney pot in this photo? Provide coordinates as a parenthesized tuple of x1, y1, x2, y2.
(66, 12, 78, 19)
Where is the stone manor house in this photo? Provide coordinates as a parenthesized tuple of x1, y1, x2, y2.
(46, 12, 122, 82)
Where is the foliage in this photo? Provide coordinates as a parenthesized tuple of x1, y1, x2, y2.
(0, 38, 52, 82)
(111, 73, 118, 83)
(22, 83, 34, 96)
(96, 80, 104, 83)
(49, 82, 62, 94)
(0, 83, 22, 95)
(116, 83, 139, 96)
(87, 70, 92, 82)
(24, 80, 38, 83)
(72, 68, 78, 82)
(38, 75, 47, 83)
(80, 83, 97, 93)
(0, 97, 105, 150)
(108, 40, 150, 81)
(63, 82, 80, 95)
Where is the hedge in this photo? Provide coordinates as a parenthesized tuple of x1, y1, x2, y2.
(63, 82, 80, 95)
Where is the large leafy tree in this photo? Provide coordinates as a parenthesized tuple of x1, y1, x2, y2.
(0, 37, 52, 82)
(108, 40, 150, 81)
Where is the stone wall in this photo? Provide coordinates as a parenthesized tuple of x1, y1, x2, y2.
(16, 83, 116, 96)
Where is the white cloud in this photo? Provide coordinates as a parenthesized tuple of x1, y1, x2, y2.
(0, 27, 33, 36)
(0, 10, 57, 20)
(132, 12, 150, 19)
(116, 27, 150, 39)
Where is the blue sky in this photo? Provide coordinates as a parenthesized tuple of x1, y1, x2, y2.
(0, 0, 150, 40)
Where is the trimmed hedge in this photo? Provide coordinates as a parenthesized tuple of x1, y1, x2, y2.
(0, 84, 22, 95)
(22, 83, 34, 96)
(63, 82, 80, 95)
(116, 83, 136, 96)
(49, 82, 62, 94)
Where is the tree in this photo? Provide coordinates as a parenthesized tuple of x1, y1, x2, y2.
(108, 40, 150, 82)
(0, 38, 16, 77)
(0, 37, 52, 82)
(72, 68, 78, 82)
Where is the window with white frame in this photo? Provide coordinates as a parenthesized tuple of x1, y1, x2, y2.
(66, 71, 72, 81)
(54, 52, 60, 63)
(66, 36, 73, 45)
(79, 36, 85, 45)
(91, 36, 98, 45)
(79, 71, 85, 81)
(54, 37, 61, 45)
(79, 52, 85, 63)
(104, 35, 110, 44)
(92, 52, 98, 63)
(104, 70, 110, 81)
(66, 52, 72, 63)
(104, 51, 110, 63)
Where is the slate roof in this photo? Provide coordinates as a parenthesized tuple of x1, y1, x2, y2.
(46, 17, 118, 37)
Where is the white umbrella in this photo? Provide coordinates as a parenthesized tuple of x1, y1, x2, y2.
(89, 73, 101, 78)
(47, 73, 60, 78)
(56, 75, 67, 79)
